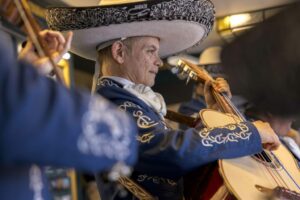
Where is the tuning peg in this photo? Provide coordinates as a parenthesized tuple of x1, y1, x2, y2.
(183, 65, 190, 74)
(189, 71, 198, 81)
(186, 76, 191, 85)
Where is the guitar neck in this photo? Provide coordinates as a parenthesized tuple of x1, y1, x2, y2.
(256, 185, 300, 199)
(179, 59, 245, 121)
(274, 186, 300, 200)
(165, 110, 198, 127)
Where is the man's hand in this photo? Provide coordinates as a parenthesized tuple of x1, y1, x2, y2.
(204, 78, 232, 110)
(252, 120, 281, 151)
(18, 30, 73, 75)
(287, 128, 300, 146)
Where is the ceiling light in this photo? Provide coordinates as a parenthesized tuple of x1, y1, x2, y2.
(217, 5, 287, 43)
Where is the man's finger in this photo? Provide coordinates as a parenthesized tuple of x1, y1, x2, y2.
(59, 31, 73, 59)
(51, 52, 62, 63)
(44, 30, 66, 44)
(64, 32, 73, 51)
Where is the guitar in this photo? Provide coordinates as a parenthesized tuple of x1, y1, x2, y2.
(172, 59, 300, 200)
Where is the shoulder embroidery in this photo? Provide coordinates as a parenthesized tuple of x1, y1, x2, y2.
(199, 123, 252, 147)
(119, 101, 142, 111)
(98, 79, 119, 87)
(77, 96, 132, 161)
(137, 133, 155, 143)
(133, 110, 158, 129)
(119, 101, 158, 129)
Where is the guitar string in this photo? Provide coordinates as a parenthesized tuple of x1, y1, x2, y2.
(209, 75, 282, 187)
(264, 154, 290, 189)
(224, 95, 296, 190)
(266, 152, 290, 189)
(222, 95, 285, 182)
(221, 94, 283, 186)
(271, 151, 300, 190)
(256, 153, 282, 187)
(251, 152, 279, 187)
(222, 94, 296, 190)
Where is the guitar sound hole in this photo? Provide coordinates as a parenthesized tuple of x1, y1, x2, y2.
(252, 151, 281, 169)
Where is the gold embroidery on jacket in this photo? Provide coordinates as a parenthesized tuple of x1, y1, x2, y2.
(119, 102, 158, 129)
(137, 133, 155, 143)
(119, 101, 142, 111)
(133, 110, 158, 129)
(137, 174, 177, 186)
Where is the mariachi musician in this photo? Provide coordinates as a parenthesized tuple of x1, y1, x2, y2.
(45, 0, 281, 199)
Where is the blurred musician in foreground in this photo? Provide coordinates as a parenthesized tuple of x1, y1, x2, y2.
(0, 3, 138, 199)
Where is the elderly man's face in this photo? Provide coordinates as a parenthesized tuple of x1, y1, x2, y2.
(123, 37, 163, 87)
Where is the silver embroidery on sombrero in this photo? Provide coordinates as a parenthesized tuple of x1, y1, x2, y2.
(46, 0, 214, 43)
(77, 96, 132, 161)
(199, 123, 252, 147)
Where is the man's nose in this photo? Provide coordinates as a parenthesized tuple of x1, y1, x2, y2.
(155, 56, 163, 68)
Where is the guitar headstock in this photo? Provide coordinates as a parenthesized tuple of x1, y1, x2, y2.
(170, 59, 214, 84)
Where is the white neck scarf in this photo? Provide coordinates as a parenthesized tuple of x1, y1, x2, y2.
(103, 77, 167, 118)
(124, 84, 167, 118)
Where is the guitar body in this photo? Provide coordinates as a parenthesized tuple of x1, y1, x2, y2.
(200, 109, 300, 200)
(184, 109, 240, 200)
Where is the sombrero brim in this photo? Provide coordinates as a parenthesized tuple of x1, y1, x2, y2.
(46, 0, 215, 61)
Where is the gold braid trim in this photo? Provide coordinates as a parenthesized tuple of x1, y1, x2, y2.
(118, 176, 156, 200)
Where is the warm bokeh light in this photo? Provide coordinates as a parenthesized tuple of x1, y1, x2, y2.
(63, 52, 71, 60)
(229, 13, 251, 28)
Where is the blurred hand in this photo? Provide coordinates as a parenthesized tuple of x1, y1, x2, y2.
(253, 120, 281, 151)
(204, 77, 232, 110)
(19, 30, 73, 75)
(287, 128, 300, 146)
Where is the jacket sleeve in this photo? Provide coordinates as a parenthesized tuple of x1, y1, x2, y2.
(102, 93, 262, 177)
(0, 54, 137, 172)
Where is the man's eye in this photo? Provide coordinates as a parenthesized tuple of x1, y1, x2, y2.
(147, 49, 155, 53)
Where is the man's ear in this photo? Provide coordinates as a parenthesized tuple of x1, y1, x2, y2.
(111, 41, 125, 64)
